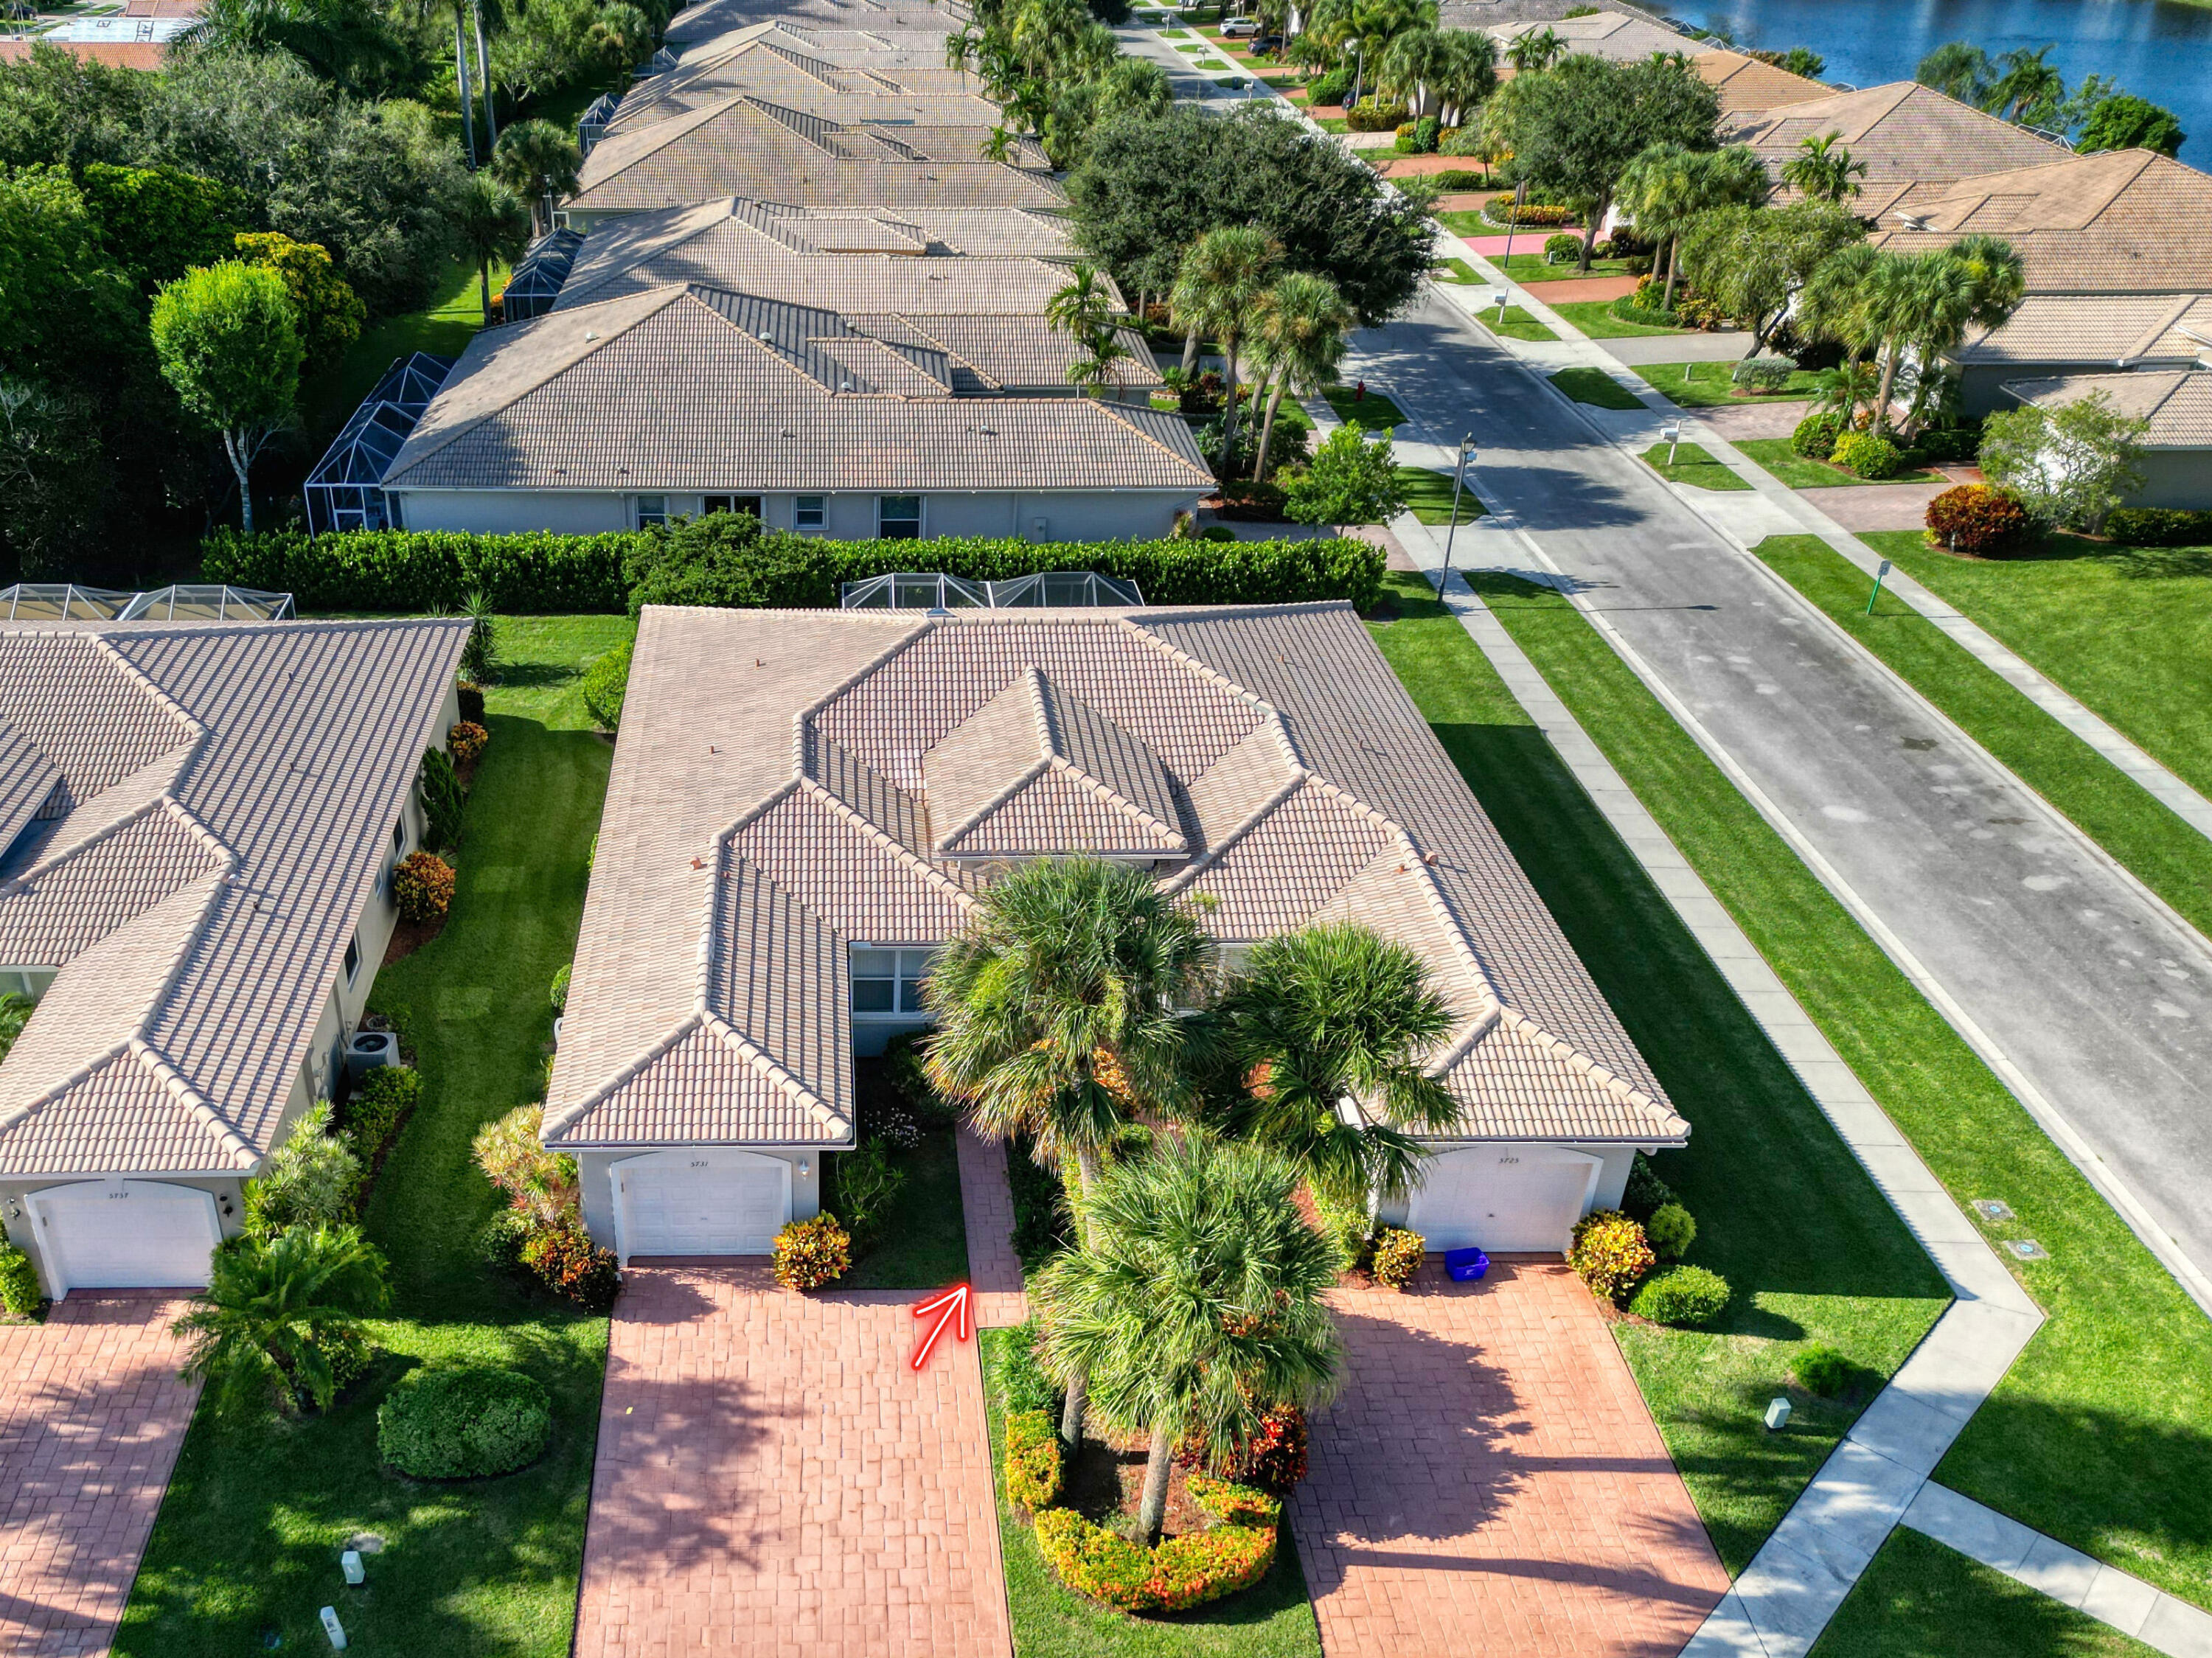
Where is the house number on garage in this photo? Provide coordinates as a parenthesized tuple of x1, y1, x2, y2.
(1498, 1157, 1520, 1165)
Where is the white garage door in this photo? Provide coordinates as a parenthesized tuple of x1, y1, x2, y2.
(30, 1180, 222, 1298)
(614, 1149, 792, 1259)
(1406, 1146, 1601, 1254)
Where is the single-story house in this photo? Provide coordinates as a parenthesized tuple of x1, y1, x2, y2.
(373, 283, 1209, 537)
(0, 618, 468, 1297)
(1692, 49, 1831, 116)
(1949, 293, 2212, 414)
(664, 0, 952, 52)
(1489, 10, 1719, 63)
(544, 603, 1691, 1263)
(2000, 368, 2212, 508)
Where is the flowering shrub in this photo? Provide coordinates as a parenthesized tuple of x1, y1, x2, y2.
(1831, 430, 1905, 479)
(520, 1219, 620, 1312)
(1186, 1474, 1281, 1528)
(393, 851, 455, 923)
(1628, 1264, 1731, 1327)
(1368, 1226, 1425, 1290)
(1004, 1409, 1062, 1511)
(1925, 484, 2031, 556)
(1481, 195, 1576, 227)
(772, 1213, 850, 1290)
(1234, 1403, 1310, 1493)
(1645, 1201, 1696, 1261)
(1569, 1210, 1655, 1303)
(448, 720, 488, 766)
(1033, 1508, 1279, 1614)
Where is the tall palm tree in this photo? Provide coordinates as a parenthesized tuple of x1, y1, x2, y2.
(1430, 27, 1498, 127)
(1046, 262, 1130, 398)
(1837, 236, 2023, 432)
(1244, 271, 1353, 481)
(1619, 144, 1767, 310)
(490, 119, 582, 237)
(924, 857, 1216, 1443)
(173, 1225, 390, 1417)
(1170, 225, 1281, 468)
(1031, 1136, 1343, 1544)
(1341, 0, 1435, 111)
(1504, 24, 1564, 74)
(1207, 923, 1458, 1210)
(175, 0, 406, 90)
(1374, 26, 1447, 116)
(1780, 133, 1868, 203)
(1986, 44, 2064, 127)
(453, 171, 532, 323)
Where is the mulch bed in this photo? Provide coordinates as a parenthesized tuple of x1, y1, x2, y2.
(381, 911, 448, 968)
(1064, 1429, 1215, 1539)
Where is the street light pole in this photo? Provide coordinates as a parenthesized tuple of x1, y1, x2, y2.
(1441, 433, 1474, 585)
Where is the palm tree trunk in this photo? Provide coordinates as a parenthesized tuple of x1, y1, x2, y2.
(1579, 189, 1608, 274)
(1873, 343, 1902, 432)
(1138, 1421, 1175, 1544)
(1252, 379, 1287, 481)
(453, 7, 478, 168)
(1180, 321, 1201, 378)
(1660, 237, 1680, 310)
(472, 0, 497, 148)
(1220, 340, 1242, 464)
(1058, 1142, 1105, 1448)
(1058, 1372, 1088, 1446)
(223, 429, 254, 535)
(479, 257, 492, 324)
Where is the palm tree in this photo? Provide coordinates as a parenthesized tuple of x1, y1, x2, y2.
(1504, 24, 1564, 74)
(1031, 1136, 1343, 1544)
(1374, 27, 1446, 116)
(1342, 0, 1435, 110)
(1430, 27, 1498, 127)
(1046, 262, 1130, 398)
(1624, 144, 1768, 310)
(175, 0, 406, 90)
(453, 171, 532, 324)
(924, 857, 1216, 1444)
(1834, 237, 2023, 432)
(1916, 40, 1994, 106)
(1781, 133, 1868, 203)
(173, 1225, 390, 1417)
(1207, 923, 1458, 1210)
(1986, 44, 2064, 127)
(490, 119, 582, 237)
(1244, 272, 1353, 481)
(1170, 225, 1281, 469)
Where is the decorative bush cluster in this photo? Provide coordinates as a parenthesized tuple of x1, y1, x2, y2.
(1792, 1342, 1851, 1396)
(1032, 1486, 1279, 1615)
(520, 1222, 621, 1312)
(339, 1064, 421, 1177)
(204, 526, 633, 613)
(470, 1102, 615, 1309)
(378, 1365, 553, 1479)
(1568, 1210, 1655, 1302)
(992, 1320, 1061, 1415)
(418, 747, 465, 850)
(1368, 1226, 1425, 1290)
(1791, 409, 1844, 460)
(581, 640, 632, 732)
(1731, 358, 1796, 392)
(393, 851, 456, 924)
(2107, 506, 2212, 546)
(447, 720, 488, 767)
(1184, 1473, 1281, 1528)
(246, 1103, 364, 1236)
(0, 1241, 41, 1316)
(1628, 1264, 1731, 1327)
(1925, 485, 2032, 556)
(1004, 1408, 1064, 1511)
(772, 1213, 851, 1290)
(1645, 1201, 1696, 1261)
(1831, 431, 1905, 479)
(1221, 1405, 1308, 1494)
(834, 1140, 906, 1249)
(1344, 100, 1408, 131)
(1543, 231, 1584, 265)
(1482, 195, 1576, 227)
(456, 682, 486, 724)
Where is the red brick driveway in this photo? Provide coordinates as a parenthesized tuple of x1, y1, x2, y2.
(0, 1293, 198, 1658)
(572, 1266, 1009, 1658)
(1291, 1258, 1728, 1658)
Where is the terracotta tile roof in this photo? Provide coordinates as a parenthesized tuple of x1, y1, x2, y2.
(1955, 293, 2212, 367)
(0, 37, 167, 67)
(1693, 50, 1830, 114)
(544, 606, 1688, 1152)
(2001, 367, 2212, 446)
(1728, 82, 2070, 200)
(0, 621, 469, 1177)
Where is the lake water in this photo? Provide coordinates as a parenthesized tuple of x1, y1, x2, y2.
(1682, 0, 2212, 163)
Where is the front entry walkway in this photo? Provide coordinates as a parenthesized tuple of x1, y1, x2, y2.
(0, 1293, 199, 1658)
(1291, 1259, 1728, 1658)
(572, 1266, 1010, 1658)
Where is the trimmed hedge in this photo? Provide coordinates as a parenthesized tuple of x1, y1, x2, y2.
(205, 527, 629, 613)
(581, 640, 633, 731)
(378, 1365, 553, 1478)
(1004, 1408, 1063, 1511)
(1481, 195, 1576, 227)
(1032, 1503, 1278, 1615)
(1630, 1264, 1732, 1327)
(2108, 506, 2212, 547)
(0, 1241, 41, 1315)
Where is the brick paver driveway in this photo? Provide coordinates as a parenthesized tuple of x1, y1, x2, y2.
(573, 1266, 1009, 1658)
(1292, 1258, 1728, 1658)
(0, 1293, 198, 1658)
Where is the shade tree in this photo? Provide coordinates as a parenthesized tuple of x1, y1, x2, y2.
(1979, 391, 2148, 537)
(1677, 198, 1864, 355)
(149, 260, 303, 534)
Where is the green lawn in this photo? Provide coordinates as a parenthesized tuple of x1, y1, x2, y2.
(1311, 116, 1349, 132)
(978, 1328, 1324, 1657)
(1547, 297, 1694, 339)
(1734, 437, 1940, 490)
(831, 1123, 970, 1292)
(1810, 1528, 2160, 1658)
(1368, 573, 1947, 1570)
(1489, 251, 1636, 285)
(1397, 466, 1484, 526)
(117, 615, 628, 1657)
(302, 254, 510, 443)
(1472, 303, 1559, 342)
(1175, 42, 1208, 52)
(1447, 573, 2212, 1609)
(1550, 367, 1644, 411)
(1323, 386, 1408, 431)
(1641, 440, 1750, 490)
(1640, 360, 1822, 408)
(1751, 534, 2212, 946)
(1856, 529, 2212, 808)
(1431, 256, 1480, 284)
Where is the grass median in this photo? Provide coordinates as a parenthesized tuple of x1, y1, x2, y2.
(1639, 360, 1822, 408)
(1546, 297, 1694, 339)
(1551, 366, 1644, 411)
(1734, 437, 1941, 490)
(1641, 441, 1750, 490)
(1472, 302, 1559, 342)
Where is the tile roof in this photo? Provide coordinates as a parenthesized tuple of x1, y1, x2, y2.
(1693, 49, 1830, 114)
(609, 37, 994, 136)
(1954, 293, 2212, 367)
(1489, 9, 1717, 61)
(0, 37, 167, 67)
(379, 285, 1203, 493)
(2001, 368, 2212, 447)
(545, 606, 1688, 1151)
(0, 621, 469, 1177)
(1727, 83, 2070, 206)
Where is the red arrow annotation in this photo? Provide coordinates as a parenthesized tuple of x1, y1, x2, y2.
(910, 1283, 974, 1371)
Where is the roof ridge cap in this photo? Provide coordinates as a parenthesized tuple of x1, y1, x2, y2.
(89, 634, 207, 747)
(0, 1039, 136, 1140)
(699, 1011, 852, 1138)
(0, 792, 169, 896)
(543, 1012, 706, 1138)
(1384, 849, 1504, 1070)
(128, 1039, 260, 1168)
(791, 618, 934, 772)
(1490, 1006, 1689, 1136)
(1113, 616, 1280, 717)
(1046, 755, 1186, 846)
(933, 753, 1053, 854)
(1088, 398, 1214, 480)
(1162, 767, 1311, 892)
(795, 776, 973, 902)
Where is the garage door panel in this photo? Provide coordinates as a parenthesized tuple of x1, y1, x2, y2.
(1408, 1149, 1596, 1254)
(616, 1152, 791, 1257)
(33, 1180, 221, 1297)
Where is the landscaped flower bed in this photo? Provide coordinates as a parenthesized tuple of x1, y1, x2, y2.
(1031, 1474, 1281, 1614)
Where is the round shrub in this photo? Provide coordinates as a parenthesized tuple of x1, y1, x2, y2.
(1791, 410, 1843, 460)
(0, 1241, 41, 1316)
(1344, 100, 1408, 132)
(378, 1365, 552, 1479)
(1924, 484, 2031, 557)
(1621, 1152, 1677, 1222)
(475, 1210, 533, 1274)
(1569, 1210, 1654, 1303)
(581, 638, 633, 732)
(392, 851, 455, 924)
(1368, 1225, 1425, 1290)
(1543, 231, 1583, 265)
(1792, 1342, 1852, 1397)
(1832, 430, 1904, 479)
(447, 720, 488, 766)
(772, 1213, 850, 1290)
(1645, 1201, 1696, 1261)
(1629, 1264, 1732, 1327)
(1305, 66, 1349, 106)
(520, 1220, 620, 1311)
(1412, 114, 1441, 152)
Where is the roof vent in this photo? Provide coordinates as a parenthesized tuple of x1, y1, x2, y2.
(1893, 212, 1932, 231)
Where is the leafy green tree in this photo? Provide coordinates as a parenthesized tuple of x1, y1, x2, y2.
(172, 1223, 390, 1416)
(1980, 391, 2149, 536)
(1678, 198, 1863, 353)
(1916, 41, 1994, 106)
(0, 377, 105, 577)
(1986, 43, 2065, 127)
(1245, 271, 1354, 481)
(150, 260, 302, 534)
(175, 0, 410, 92)
(1780, 133, 1866, 203)
(234, 230, 365, 369)
(1617, 142, 1765, 310)
(585, 1, 651, 78)
(1031, 1135, 1342, 1543)
(1171, 224, 1279, 462)
(491, 119, 583, 236)
(0, 44, 153, 173)
(2074, 93, 2185, 156)
(77, 163, 246, 293)
(1284, 423, 1406, 529)
(453, 170, 532, 324)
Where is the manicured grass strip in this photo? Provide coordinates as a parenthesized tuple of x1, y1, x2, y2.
(1640, 359, 1821, 408)
(1857, 528, 2212, 808)
(1752, 534, 2212, 944)
(1735, 436, 1941, 490)
(1312, 116, 1349, 131)
(1463, 573, 2212, 1609)
(1472, 303, 1559, 342)
(1175, 41, 1208, 51)
(1809, 1528, 2160, 1657)
(1432, 256, 1480, 284)
(1397, 466, 1484, 526)
(1641, 440, 1750, 490)
(1547, 296, 1692, 339)
(302, 252, 511, 442)
(1324, 385, 1408, 431)
(1369, 573, 1946, 1571)
(1551, 366, 1644, 410)
(117, 615, 628, 1658)
(978, 1328, 1324, 1657)
(1489, 251, 1637, 284)
(831, 1118, 970, 1292)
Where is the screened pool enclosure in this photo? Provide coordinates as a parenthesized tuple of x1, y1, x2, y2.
(303, 353, 455, 534)
(839, 571, 1145, 611)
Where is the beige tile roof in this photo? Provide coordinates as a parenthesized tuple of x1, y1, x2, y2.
(0, 722, 62, 860)
(1490, 10, 1717, 61)
(1694, 49, 1829, 114)
(0, 621, 469, 1177)
(610, 36, 992, 136)
(544, 605, 1688, 1152)
(1955, 293, 2212, 367)
(1728, 82, 2070, 201)
(2002, 368, 2212, 446)
(667, 0, 953, 50)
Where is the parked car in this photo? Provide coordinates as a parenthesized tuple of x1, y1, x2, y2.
(1221, 16, 1258, 36)
(1253, 33, 1282, 50)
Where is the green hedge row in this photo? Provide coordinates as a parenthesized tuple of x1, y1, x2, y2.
(202, 519, 1388, 616)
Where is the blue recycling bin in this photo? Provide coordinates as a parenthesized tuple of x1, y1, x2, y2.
(1444, 1247, 1489, 1283)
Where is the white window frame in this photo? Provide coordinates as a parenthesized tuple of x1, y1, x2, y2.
(877, 494, 924, 540)
(634, 493, 668, 529)
(849, 944, 937, 1018)
(795, 494, 827, 531)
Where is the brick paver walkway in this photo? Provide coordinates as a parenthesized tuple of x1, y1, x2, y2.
(573, 1267, 1011, 1658)
(1291, 1258, 1728, 1658)
(953, 1128, 1028, 1328)
(0, 1294, 198, 1658)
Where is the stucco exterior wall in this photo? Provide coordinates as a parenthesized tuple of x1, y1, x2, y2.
(2131, 450, 2212, 509)
(397, 490, 633, 534)
(576, 1146, 824, 1250)
(389, 488, 1202, 542)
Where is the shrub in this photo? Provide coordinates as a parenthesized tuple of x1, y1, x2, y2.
(1305, 66, 1350, 105)
(2107, 506, 2212, 547)
(392, 851, 456, 924)
(1034, 1507, 1278, 1614)
(1431, 167, 1487, 188)
(1310, 1190, 1370, 1274)
(475, 1210, 533, 1274)
(520, 1220, 621, 1311)
(378, 1365, 553, 1478)
(1925, 485, 2032, 557)
(1674, 292, 1729, 330)
(1610, 293, 1680, 329)
(1438, 123, 1489, 156)
(1368, 1226, 1424, 1290)
(1629, 1264, 1732, 1327)
(581, 638, 633, 731)
(1410, 114, 1441, 152)
(1004, 1408, 1064, 1511)
(991, 1320, 1060, 1416)
(1832, 430, 1905, 480)
(1621, 1152, 1676, 1222)
(1481, 196, 1575, 227)
(1731, 357, 1795, 393)
(1568, 1211, 1655, 1302)
(1543, 231, 1583, 265)
(773, 1213, 851, 1290)
(1645, 1201, 1696, 1262)
(880, 1031, 957, 1128)
(338, 1065, 420, 1171)
(245, 1104, 363, 1236)
(1187, 1472, 1281, 1528)
(456, 682, 485, 723)
(549, 963, 571, 1014)
(1034, 1508, 1155, 1609)
(1909, 425, 1980, 464)
(1228, 1403, 1308, 1493)
(834, 1141, 905, 1248)
(1792, 1342, 1852, 1396)
(418, 747, 464, 849)
(470, 1103, 578, 1226)
(204, 526, 631, 613)
(447, 720, 488, 767)
(0, 1241, 41, 1316)
(1344, 100, 1408, 132)
(304, 1321, 369, 1405)
(1791, 409, 1843, 460)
